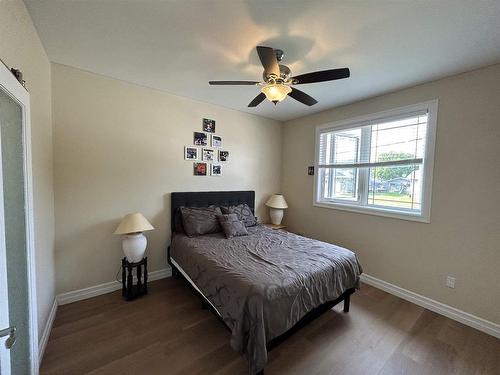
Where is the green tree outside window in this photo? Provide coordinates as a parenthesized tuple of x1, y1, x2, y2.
(375, 151, 418, 181)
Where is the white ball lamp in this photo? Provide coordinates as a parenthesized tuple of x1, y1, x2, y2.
(114, 213, 154, 263)
(265, 194, 288, 225)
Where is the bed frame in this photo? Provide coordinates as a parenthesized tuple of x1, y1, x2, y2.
(167, 190, 355, 374)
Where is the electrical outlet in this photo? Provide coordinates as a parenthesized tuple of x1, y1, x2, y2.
(446, 276, 456, 288)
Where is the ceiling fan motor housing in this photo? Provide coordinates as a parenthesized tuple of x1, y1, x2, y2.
(263, 64, 291, 83)
(261, 48, 292, 83)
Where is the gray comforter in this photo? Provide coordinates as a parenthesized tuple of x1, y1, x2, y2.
(170, 225, 362, 374)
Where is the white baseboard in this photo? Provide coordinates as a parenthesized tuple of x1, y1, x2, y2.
(38, 298, 58, 362)
(360, 274, 500, 339)
(57, 267, 172, 306)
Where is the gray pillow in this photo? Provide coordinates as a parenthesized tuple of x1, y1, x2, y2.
(217, 214, 249, 239)
(180, 206, 222, 237)
(221, 204, 257, 227)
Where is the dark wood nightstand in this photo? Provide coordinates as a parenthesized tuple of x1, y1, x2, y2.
(264, 223, 288, 230)
(122, 257, 148, 301)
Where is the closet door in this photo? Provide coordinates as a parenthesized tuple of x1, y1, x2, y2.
(0, 63, 38, 375)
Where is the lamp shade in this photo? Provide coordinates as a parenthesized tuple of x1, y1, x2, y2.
(265, 194, 288, 209)
(114, 213, 154, 235)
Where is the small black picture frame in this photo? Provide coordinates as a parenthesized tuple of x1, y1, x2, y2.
(211, 164, 222, 176)
(184, 146, 199, 160)
(194, 162, 207, 176)
(193, 132, 208, 146)
(211, 134, 223, 148)
(202, 148, 215, 162)
(219, 150, 229, 162)
(203, 118, 216, 133)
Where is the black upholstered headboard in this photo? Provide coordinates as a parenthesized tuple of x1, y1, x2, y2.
(170, 191, 255, 231)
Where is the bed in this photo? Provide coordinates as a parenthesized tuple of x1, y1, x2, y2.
(167, 191, 362, 374)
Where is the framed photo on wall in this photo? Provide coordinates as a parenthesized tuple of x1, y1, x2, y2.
(184, 146, 199, 160)
(211, 134, 223, 148)
(211, 164, 222, 176)
(202, 148, 215, 162)
(203, 118, 216, 133)
(218, 150, 229, 162)
(194, 132, 208, 146)
(193, 162, 207, 176)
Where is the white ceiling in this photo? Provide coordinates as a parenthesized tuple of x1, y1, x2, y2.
(25, 0, 500, 122)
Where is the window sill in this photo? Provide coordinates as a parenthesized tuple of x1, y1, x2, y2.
(313, 201, 430, 223)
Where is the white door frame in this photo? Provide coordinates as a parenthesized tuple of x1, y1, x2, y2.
(0, 62, 39, 374)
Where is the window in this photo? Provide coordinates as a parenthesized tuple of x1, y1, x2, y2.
(314, 101, 438, 222)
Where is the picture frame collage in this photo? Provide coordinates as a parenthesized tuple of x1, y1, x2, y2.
(185, 118, 229, 176)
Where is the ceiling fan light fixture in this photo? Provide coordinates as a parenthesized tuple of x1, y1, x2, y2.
(209, 46, 349, 108)
(261, 83, 291, 103)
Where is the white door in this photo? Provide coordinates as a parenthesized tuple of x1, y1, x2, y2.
(0, 124, 13, 374)
(0, 62, 38, 375)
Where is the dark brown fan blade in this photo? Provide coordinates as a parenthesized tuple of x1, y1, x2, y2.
(256, 46, 280, 77)
(209, 81, 259, 85)
(292, 68, 350, 84)
(288, 87, 318, 106)
(248, 92, 266, 107)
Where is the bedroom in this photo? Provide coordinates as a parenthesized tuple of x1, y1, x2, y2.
(0, 0, 499, 374)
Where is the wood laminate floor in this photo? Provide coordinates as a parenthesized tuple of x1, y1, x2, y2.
(41, 278, 500, 375)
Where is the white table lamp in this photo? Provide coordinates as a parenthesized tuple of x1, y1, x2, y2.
(265, 194, 288, 225)
(114, 213, 154, 263)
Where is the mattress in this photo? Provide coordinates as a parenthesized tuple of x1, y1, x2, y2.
(169, 224, 362, 374)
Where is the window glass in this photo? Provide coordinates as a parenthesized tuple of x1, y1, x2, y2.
(315, 103, 436, 221)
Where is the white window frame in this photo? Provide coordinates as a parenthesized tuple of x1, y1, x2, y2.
(313, 100, 438, 223)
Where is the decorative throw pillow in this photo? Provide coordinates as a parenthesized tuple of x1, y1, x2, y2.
(217, 214, 249, 239)
(180, 206, 222, 237)
(221, 204, 257, 227)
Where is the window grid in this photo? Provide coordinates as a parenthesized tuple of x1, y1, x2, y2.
(315, 102, 437, 222)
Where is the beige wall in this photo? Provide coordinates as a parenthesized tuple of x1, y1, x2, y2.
(52, 63, 282, 293)
(0, 0, 56, 338)
(282, 64, 500, 324)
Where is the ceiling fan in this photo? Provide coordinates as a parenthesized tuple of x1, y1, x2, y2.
(209, 46, 350, 107)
